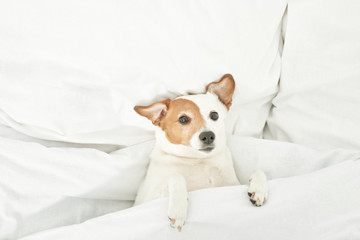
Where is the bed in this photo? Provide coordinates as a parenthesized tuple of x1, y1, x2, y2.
(1, 0, 360, 239)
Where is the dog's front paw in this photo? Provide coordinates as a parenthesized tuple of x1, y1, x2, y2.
(168, 216, 185, 232)
(167, 201, 187, 232)
(248, 189, 267, 207)
(248, 170, 268, 207)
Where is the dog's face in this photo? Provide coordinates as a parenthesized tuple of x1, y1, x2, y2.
(134, 74, 235, 158)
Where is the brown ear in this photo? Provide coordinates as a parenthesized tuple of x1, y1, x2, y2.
(206, 74, 235, 109)
(134, 99, 170, 126)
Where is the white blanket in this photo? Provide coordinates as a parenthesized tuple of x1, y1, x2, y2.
(1, 133, 359, 239)
(21, 162, 360, 240)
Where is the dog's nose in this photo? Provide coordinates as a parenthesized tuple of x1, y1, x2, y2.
(199, 131, 215, 145)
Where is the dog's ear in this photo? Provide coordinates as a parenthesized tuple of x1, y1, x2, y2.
(206, 74, 235, 109)
(134, 99, 170, 126)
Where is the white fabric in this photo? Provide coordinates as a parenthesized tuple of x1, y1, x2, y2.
(0, 124, 121, 153)
(0, 0, 287, 146)
(264, 0, 360, 150)
(20, 161, 360, 240)
(1, 135, 359, 239)
(0, 136, 152, 239)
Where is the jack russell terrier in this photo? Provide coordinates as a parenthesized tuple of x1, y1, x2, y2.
(134, 74, 268, 232)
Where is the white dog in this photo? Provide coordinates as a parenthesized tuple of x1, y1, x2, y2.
(134, 74, 268, 232)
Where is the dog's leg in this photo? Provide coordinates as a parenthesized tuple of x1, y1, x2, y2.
(167, 174, 188, 232)
(247, 170, 268, 207)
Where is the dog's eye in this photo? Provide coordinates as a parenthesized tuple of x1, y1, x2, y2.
(210, 111, 219, 121)
(178, 115, 190, 125)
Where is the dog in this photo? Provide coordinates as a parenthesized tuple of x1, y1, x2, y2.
(133, 74, 268, 232)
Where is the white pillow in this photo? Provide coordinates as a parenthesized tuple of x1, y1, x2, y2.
(264, 0, 360, 150)
(0, 0, 287, 146)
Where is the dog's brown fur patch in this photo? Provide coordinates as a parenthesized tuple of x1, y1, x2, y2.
(160, 98, 205, 145)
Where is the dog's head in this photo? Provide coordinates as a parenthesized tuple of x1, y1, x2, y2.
(134, 74, 235, 158)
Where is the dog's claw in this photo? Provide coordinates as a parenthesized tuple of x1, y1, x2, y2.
(177, 226, 182, 232)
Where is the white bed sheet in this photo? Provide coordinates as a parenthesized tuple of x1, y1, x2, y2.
(1, 134, 359, 239)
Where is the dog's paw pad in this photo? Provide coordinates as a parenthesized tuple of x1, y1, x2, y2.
(248, 191, 267, 207)
(168, 217, 185, 232)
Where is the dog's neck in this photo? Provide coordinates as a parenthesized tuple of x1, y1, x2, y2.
(150, 143, 228, 166)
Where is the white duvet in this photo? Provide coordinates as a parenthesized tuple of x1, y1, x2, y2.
(1, 132, 360, 239)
